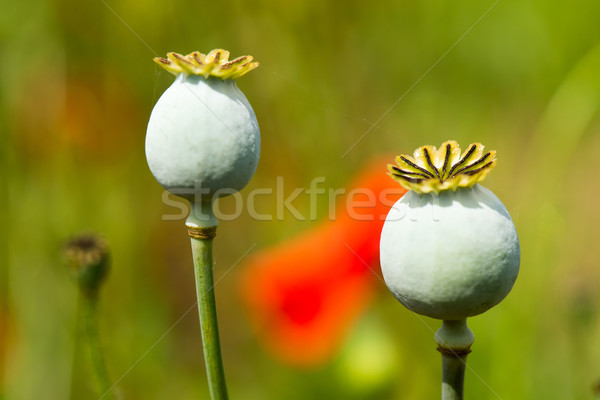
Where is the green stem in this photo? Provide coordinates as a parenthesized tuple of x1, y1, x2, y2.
(190, 236, 229, 400)
(435, 319, 474, 400)
(440, 349, 467, 400)
(80, 291, 115, 399)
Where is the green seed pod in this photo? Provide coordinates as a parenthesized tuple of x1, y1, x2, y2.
(146, 50, 260, 201)
(380, 141, 520, 320)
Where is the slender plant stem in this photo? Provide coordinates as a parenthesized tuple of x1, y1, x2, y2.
(80, 291, 115, 399)
(190, 235, 229, 400)
(435, 319, 474, 400)
(440, 351, 468, 400)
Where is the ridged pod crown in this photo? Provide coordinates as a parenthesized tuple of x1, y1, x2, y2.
(387, 141, 496, 194)
(154, 49, 259, 79)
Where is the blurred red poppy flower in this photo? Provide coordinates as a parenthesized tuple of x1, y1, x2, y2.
(240, 161, 406, 367)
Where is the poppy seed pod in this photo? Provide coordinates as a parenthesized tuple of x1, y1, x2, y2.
(380, 141, 520, 320)
(146, 50, 260, 203)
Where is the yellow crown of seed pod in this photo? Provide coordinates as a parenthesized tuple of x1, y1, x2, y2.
(387, 141, 497, 194)
(154, 49, 259, 80)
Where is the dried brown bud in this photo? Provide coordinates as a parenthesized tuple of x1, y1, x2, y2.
(62, 233, 110, 293)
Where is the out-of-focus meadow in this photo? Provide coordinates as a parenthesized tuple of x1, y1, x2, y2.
(2, 0, 600, 399)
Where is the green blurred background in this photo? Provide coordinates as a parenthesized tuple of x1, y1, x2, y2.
(2, 0, 600, 398)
